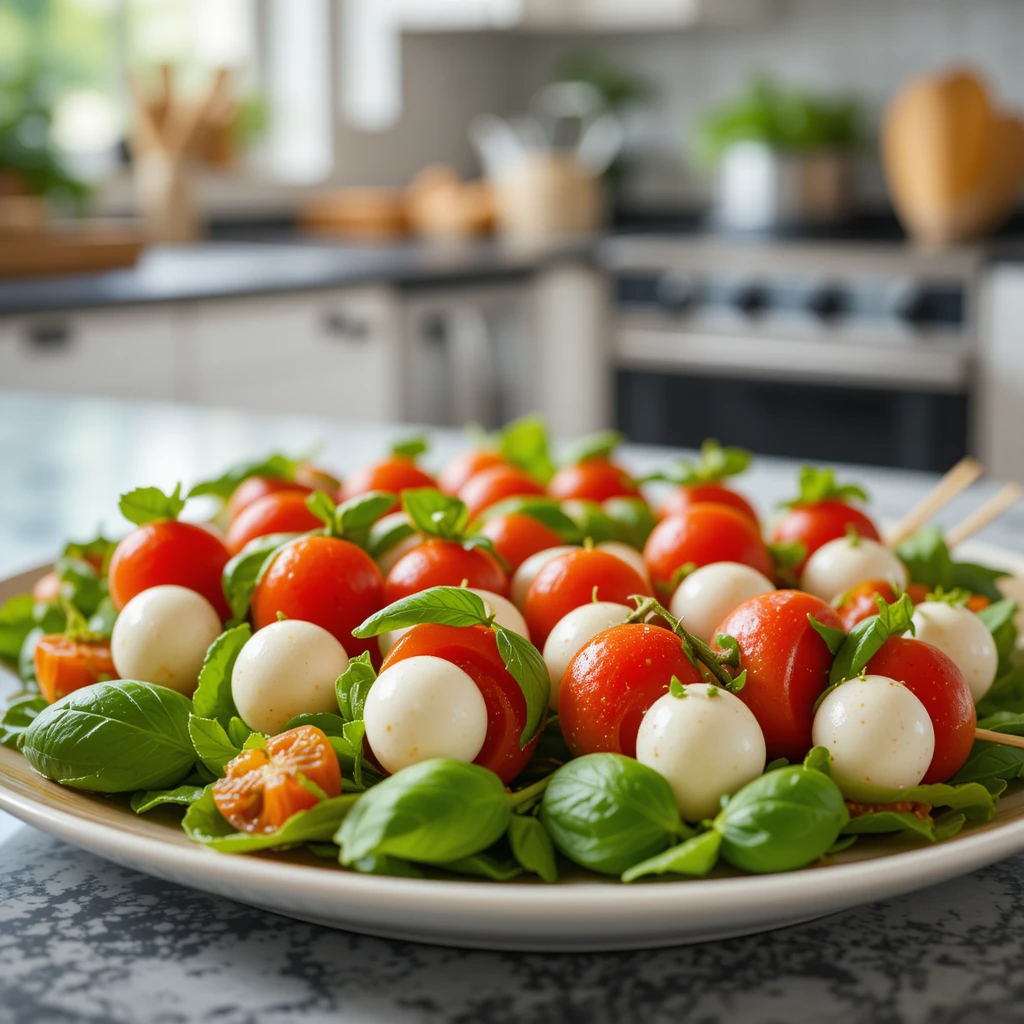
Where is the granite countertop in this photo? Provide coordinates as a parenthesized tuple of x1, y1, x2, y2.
(3, 392, 1024, 1024)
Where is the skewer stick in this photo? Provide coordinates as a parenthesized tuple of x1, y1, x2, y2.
(975, 728, 1024, 750)
(945, 482, 1024, 549)
(886, 457, 983, 548)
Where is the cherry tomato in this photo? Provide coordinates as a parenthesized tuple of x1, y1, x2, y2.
(382, 623, 540, 783)
(34, 635, 117, 705)
(459, 465, 547, 520)
(477, 513, 565, 573)
(523, 548, 651, 649)
(109, 520, 231, 620)
(437, 450, 508, 496)
(548, 458, 640, 503)
(643, 505, 773, 595)
(559, 623, 702, 757)
(341, 456, 436, 511)
(225, 491, 323, 556)
(384, 538, 509, 604)
(772, 500, 880, 573)
(252, 535, 384, 661)
(865, 636, 976, 783)
(904, 583, 930, 605)
(661, 483, 760, 527)
(833, 578, 900, 632)
(713, 590, 841, 762)
(966, 594, 991, 612)
(227, 476, 311, 522)
(212, 725, 341, 834)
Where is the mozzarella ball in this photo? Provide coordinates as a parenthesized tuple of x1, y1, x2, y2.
(812, 674, 935, 789)
(542, 601, 633, 708)
(374, 513, 423, 577)
(669, 561, 775, 644)
(510, 545, 578, 610)
(111, 585, 222, 697)
(232, 619, 349, 735)
(363, 654, 488, 774)
(801, 536, 908, 603)
(378, 588, 529, 658)
(597, 541, 650, 586)
(911, 602, 999, 703)
(636, 685, 766, 821)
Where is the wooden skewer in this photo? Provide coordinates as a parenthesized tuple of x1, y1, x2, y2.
(945, 482, 1024, 549)
(886, 457, 983, 548)
(975, 728, 1024, 750)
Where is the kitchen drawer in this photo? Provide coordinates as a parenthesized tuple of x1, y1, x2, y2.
(188, 288, 402, 421)
(0, 307, 184, 400)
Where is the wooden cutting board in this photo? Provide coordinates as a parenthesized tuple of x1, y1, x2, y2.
(0, 224, 145, 279)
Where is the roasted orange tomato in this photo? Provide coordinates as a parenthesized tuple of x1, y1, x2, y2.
(34, 635, 117, 704)
(212, 725, 341, 834)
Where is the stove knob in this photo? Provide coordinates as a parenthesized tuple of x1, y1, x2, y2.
(887, 281, 928, 323)
(805, 285, 845, 320)
(657, 273, 696, 314)
(730, 283, 767, 315)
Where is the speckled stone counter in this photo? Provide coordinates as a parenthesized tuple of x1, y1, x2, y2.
(3, 392, 1024, 1024)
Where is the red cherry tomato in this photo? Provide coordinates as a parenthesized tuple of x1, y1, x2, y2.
(548, 458, 640, 503)
(833, 578, 900, 632)
(772, 500, 880, 572)
(477, 513, 565, 573)
(227, 476, 311, 522)
(713, 590, 841, 763)
(865, 636, 976, 783)
(459, 465, 546, 520)
(643, 505, 773, 594)
(341, 457, 436, 511)
(661, 483, 759, 527)
(109, 520, 231, 620)
(523, 548, 651, 649)
(437, 450, 508, 496)
(559, 623, 702, 757)
(384, 538, 508, 603)
(251, 535, 384, 662)
(225, 491, 323, 556)
(34, 635, 117, 705)
(382, 623, 541, 783)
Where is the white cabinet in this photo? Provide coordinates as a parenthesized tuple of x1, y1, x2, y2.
(186, 287, 403, 422)
(0, 306, 185, 400)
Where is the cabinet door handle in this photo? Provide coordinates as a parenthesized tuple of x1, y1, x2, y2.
(24, 322, 74, 352)
(322, 312, 371, 342)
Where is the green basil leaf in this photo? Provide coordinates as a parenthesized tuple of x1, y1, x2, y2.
(439, 851, 523, 881)
(507, 814, 558, 882)
(335, 758, 510, 866)
(131, 784, 207, 814)
(650, 439, 752, 486)
(498, 415, 554, 484)
(562, 430, 626, 466)
(603, 496, 658, 549)
(184, 788, 357, 853)
(401, 488, 470, 540)
(87, 596, 118, 639)
(540, 753, 689, 876)
(896, 525, 953, 592)
(118, 484, 186, 526)
(222, 534, 297, 623)
(0, 594, 38, 664)
(367, 513, 417, 558)
(768, 540, 807, 574)
(493, 625, 550, 746)
(841, 810, 944, 843)
(54, 556, 105, 618)
(621, 829, 723, 882)
(829, 593, 916, 685)
(807, 612, 845, 655)
(560, 500, 622, 545)
(352, 586, 490, 638)
(306, 489, 337, 530)
(390, 435, 429, 459)
(192, 624, 250, 728)
(950, 562, 1009, 602)
(335, 651, 377, 722)
(0, 694, 48, 749)
(472, 497, 582, 542)
(838, 777, 995, 821)
(953, 711, 1024, 788)
(715, 766, 849, 874)
(977, 665, 1024, 718)
(335, 492, 399, 544)
(284, 711, 349, 737)
(21, 681, 194, 793)
(188, 453, 300, 499)
(188, 714, 241, 777)
(62, 534, 117, 571)
(976, 598, 1019, 672)
(783, 466, 869, 508)
(352, 853, 424, 878)
(18, 626, 44, 684)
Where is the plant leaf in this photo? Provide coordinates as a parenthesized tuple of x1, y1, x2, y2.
(336, 652, 377, 722)
(621, 829, 722, 882)
(192, 624, 250, 727)
(829, 593, 916, 685)
(188, 715, 241, 777)
(118, 485, 186, 526)
(808, 614, 846, 656)
(390, 435, 428, 459)
(352, 586, 491, 638)
(782, 466, 868, 508)
(188, 453, 299, 500)
(472, 497, 582, 542)
(497, 415, 554, 483)
(401, 488, 470, 540)
(131, 784, 207, 814)
(492, 625, 550, 746)
(0, 695, 47, 749)
(507, 814, 558, 882)
(562, 430, 626, 466)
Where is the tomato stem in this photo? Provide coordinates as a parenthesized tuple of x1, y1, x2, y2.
(507, 775, 551, 810)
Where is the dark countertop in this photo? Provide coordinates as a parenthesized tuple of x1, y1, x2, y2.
(3, 393, 1024, 1023)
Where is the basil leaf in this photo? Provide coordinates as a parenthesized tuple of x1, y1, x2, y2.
(439, 851, 523, 881)
(498, 415, 554, 484)
(131, 784, 207, 814)
(62, 534, 117, 571)
(191, 624, 250, 727)
(473, 497, 582, 542)
(54, 556, 105, 618)
(87, 597, 118, 639)
(335, 758, 511, 866)
(953, 711, 1024, 789)
(188, 453, 300, 500)
(119, 484, 186, 526)
(714, 766, 849, 874)
(829, 593, 916, 685)
(507, 814, 558, 882)
(841, 810, 947, 843)
(18, 626, 44, 684)
(184, 788, 357, 853)
(352, 854, 424, 877)
(977, 665, 1024, 718)
(540, 753, 689, 876)
(649, 439, 752, 486)
(621, 829, 723, 882)
(188, 715, 241, 777)
(353, 586, 490, 637)
(0, 594, 38, 663)
(896, 525, 953, 591)
(493, 625, 550, 746)
(806, 614, 846, 657)
(222, 534, 298, 622)
(22, 681, 194, 793)
(336, 651, 377, 722)
(976, 599, 1019, 672)
(950, 562, 1009, 602)
(401, 488, 470, 540)
(839, 777, 995, 821)
(562, 430, 625, 466)
(603, 496, 658, 550)
(335, 492, 398, 539)
(783, 466, 869, 508)
(391, 435, 428, 459)
(0, 694, 47, 749)
(367, 513, 417, 558)
(560, 500, 622, 545)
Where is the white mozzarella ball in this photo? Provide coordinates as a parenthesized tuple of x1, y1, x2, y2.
(111, 585, 222, 697)
(596, 541, 650, 586)
(911, 602, 999, 703)
(542, 601, 633, 709)
(363, 654, 488, 774)
(378, 588, 529, 658)
(374, 513, 423, 577)
(636, 685, 766, 821)
(812, 674, 935, 789)
(669, 562, 775, 644)
(232, 620, 349, 735)
(510, 545, 578, 610)
(801, 535, 908, 603)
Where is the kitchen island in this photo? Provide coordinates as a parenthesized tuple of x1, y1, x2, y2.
(3, 393, 1024, 1022)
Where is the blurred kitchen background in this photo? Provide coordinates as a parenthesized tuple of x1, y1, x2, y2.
(3, 0, 1024, 476)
